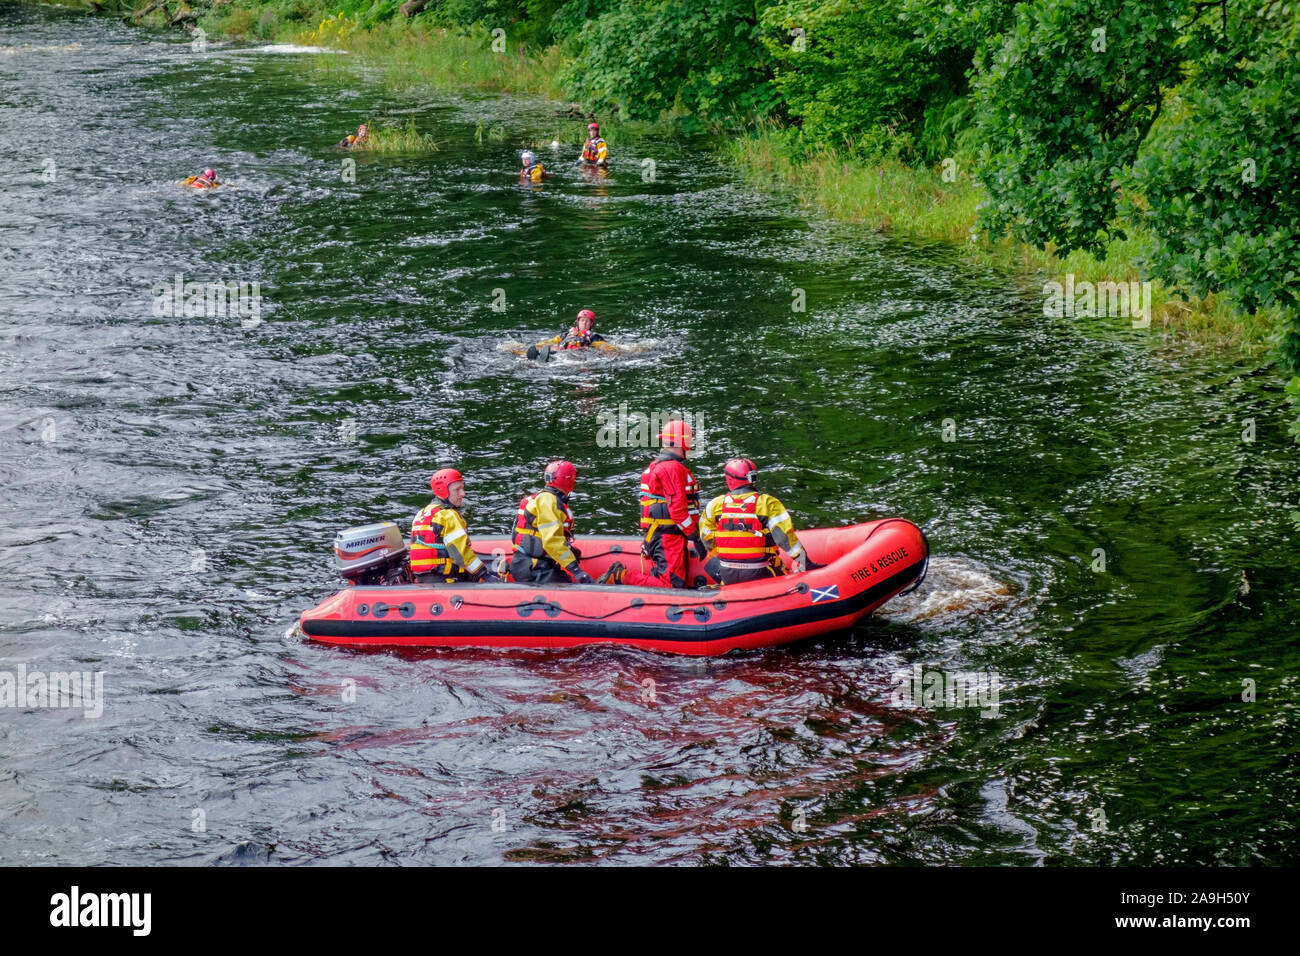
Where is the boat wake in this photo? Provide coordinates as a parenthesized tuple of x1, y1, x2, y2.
(879, 555, 1015, 626)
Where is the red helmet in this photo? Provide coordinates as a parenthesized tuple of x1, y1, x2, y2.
(201, 168, 217, 181)
(544, 459, 577, 494)
(658, 419, 693, 453)
(576, 309, 596, 323)
(724, 457, 758, 491)
(588, 122, 600, 132)
(430, 468, 463, 499)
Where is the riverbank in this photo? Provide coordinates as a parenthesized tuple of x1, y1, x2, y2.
(726, 130, 1283, 351)
(36, 0, 1286, 355)
(215, 2, 1284, 354)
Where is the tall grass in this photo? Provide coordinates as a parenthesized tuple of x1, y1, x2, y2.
(352, 117, 439, 153)
(728, 128, 1280, 351)
(341, 20, 566, 97)
(197, 4, 567, 97)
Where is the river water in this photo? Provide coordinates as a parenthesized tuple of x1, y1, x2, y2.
(1, 3, 1296, 865)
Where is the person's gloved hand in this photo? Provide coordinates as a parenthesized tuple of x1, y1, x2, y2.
(690, 536, 709, 562)
(571, 568, 594, 585)
(792, 550, 808, 574)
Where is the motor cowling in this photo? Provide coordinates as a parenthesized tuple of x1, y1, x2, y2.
(333, 521, 409, 586)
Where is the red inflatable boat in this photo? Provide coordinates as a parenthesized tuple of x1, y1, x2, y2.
(299, 520, 930, 655)
(299, 519, 927, 656)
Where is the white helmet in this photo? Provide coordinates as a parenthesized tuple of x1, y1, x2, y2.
(521, 150, 537, 165)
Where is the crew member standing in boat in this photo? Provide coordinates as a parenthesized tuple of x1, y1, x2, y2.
(700, 457, 808, 585)
(510, 460, 596, 584)
(578, 122, 609, 167)
(625, 421, 709, 588)
(410, 468, 501, 584)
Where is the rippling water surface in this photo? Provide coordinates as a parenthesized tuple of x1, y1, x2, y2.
(2, 3, 1297, 865)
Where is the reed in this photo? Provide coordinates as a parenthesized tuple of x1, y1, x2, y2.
(352, 117, 439, 154)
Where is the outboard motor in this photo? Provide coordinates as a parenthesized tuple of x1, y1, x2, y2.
(333, 521, 410, 586)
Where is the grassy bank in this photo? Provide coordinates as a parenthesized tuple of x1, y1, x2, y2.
(196, 3, 685, 150)
(205, 5, 568, 99)
(728, 129, 1282, 352)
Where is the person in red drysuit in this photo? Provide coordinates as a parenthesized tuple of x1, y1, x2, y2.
(600, 420, 711, 588)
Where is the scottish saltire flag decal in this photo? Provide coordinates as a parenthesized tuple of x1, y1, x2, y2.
(810, 584, 839, 603)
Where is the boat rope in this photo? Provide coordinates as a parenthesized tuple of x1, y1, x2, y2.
(448, 584, 806, 621)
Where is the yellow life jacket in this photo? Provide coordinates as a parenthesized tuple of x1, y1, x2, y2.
(712, 493, 778, 568)
(512, 490, 575, 563)
(410, 502, 457, 578)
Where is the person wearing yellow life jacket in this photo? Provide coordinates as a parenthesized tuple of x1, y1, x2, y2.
(181, 168, 218, 190)
(338, 124, 369, 149)
(525, 310, 616, 360)
(509, 460, 597, 585)
(410, 468, 502, 584)
(578, 122, 609, 167)
(700, 458, 808, 586)
(520, 150, 548, 184)
(558, 309, 606, 349)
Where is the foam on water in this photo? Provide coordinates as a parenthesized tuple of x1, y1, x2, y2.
(880, 555, 1016, 626)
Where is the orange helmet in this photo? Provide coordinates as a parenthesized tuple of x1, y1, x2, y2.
(724, 457, 757, 491)
(430, 468, 463, 499)
(658, 419, 693, 453)
(544, 459, 577, 494)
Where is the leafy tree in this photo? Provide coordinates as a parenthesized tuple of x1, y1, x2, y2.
(970, 0, 1189, 255)
(1132, 1, 1300, 363)
(559, 0, 779, 121)
(761, 0, 1014, 161)
(413, 0, 562, 45)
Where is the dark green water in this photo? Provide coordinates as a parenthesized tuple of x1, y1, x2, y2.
(1, 3, 1296, 865)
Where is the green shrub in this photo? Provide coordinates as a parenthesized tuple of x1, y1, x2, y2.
(559, 0, 778, 121)
(970, 0, 1187, 256)
(1132, 4, 1300, 366)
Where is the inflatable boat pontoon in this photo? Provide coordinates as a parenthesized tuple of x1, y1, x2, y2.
(299, 519, 927, 656)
